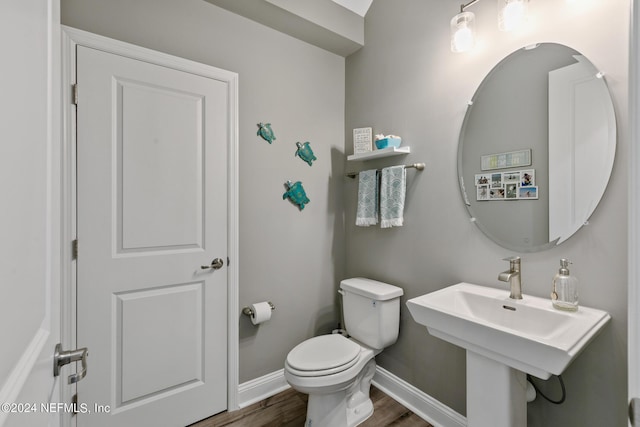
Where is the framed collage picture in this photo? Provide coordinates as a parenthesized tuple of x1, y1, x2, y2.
(475, 169, 538, 201)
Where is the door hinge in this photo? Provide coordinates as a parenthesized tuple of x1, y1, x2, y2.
(72, 84, 78, 105)
(72, 393, 78, 416)
(72, 239, 78, 260)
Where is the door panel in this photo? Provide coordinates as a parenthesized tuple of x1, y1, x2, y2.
(117, 283, 203, 403)
(118, 79, 204, 252)
(76, 45, 228, 426)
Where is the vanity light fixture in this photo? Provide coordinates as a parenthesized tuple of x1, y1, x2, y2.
(451, 0, 530, 53)
(450, 10, 476, 53)
(450, 0, 480, 53)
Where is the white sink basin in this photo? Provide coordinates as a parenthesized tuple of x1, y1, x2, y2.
(406, 282, 610, 379)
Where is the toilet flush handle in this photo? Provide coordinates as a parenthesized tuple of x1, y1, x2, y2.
(338, 289, 346, 296)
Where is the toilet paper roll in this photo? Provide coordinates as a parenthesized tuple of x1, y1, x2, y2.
(250, 302, 272, 325)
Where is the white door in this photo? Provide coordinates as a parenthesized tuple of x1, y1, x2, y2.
(548, 55, 615, 244)
(0, 1, 62, 427)
(75, 44, 230, 426)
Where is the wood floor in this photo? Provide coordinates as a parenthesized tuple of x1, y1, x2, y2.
(189, 386, 433, 427)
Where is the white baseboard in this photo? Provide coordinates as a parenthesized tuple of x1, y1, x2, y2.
(372, 366, 467, 427)
(237, 369, 290, 408)
(236, 366, 466, 427)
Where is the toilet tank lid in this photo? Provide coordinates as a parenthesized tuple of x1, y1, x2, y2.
(340, 278, 404, 300)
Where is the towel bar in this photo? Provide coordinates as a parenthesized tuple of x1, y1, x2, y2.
(345, 162, 425, 178)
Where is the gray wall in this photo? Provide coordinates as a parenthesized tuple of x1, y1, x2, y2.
(61, 0, 346, 383)
(345, 0, 628, 426)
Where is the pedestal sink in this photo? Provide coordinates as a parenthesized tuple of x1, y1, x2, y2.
(406, 282, 610, 427)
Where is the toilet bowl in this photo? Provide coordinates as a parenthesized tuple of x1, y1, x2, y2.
(285, 334, 378, 427)
(284, 278, 403, 427)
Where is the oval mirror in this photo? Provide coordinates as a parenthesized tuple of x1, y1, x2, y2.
(458, 43, 616, 252)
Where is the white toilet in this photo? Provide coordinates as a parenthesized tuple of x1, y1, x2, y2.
(284, 278, 404, 427)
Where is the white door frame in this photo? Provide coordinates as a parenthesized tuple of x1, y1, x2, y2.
(60, 26, 240, 426)
(630, 1, 639, 425)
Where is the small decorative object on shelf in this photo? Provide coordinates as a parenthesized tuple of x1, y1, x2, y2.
(374, 134, 402, 149)
(257, 122, 276, 144)
(283, 180, 310, 210)
(353, 127, 372, 154)
(295, 141, 317, 166)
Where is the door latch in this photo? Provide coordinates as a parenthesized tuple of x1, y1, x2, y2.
(53, 343, 88, 384)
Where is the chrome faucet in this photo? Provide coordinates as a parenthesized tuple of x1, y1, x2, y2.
(498, 256, 522, 300)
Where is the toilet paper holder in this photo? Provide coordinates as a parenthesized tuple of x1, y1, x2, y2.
(242, 301, 276, 317)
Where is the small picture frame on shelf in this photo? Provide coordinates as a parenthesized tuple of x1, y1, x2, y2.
(353, 127, 372, 155)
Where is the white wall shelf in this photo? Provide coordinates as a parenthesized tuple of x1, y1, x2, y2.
(347, 146, 410, 161)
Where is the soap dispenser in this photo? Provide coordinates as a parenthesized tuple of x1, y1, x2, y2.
(551, 259, 578, 311)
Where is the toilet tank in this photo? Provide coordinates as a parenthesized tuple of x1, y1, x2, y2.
(340, 278, 404, 350)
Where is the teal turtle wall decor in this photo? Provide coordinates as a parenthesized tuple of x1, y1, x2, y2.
(257, 122, 276, 144)
(283, 180, 310, 210)
(295, 141, 317, 166)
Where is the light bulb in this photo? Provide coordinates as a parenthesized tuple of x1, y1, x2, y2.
(451, 11, 476, 53)
(498, 0, 528, 32)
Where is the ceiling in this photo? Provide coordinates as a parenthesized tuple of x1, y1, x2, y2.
(206, 0, 366, 56)
(331, 0, 373, 17)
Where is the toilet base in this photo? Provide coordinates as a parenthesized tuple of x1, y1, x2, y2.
(346, 396, 374, 427)
(304, 359, 376, 427)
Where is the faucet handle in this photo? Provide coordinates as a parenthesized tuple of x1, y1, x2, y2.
(502, 256, 521, 271)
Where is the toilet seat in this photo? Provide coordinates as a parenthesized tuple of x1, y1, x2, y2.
(286, 335, 361, 377)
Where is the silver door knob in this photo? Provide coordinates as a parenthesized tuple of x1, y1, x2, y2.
(201, 258, 224, 270)
(53, 343, 88, 384)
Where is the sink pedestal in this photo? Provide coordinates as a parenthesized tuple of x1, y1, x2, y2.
(467, 351, 526, 427)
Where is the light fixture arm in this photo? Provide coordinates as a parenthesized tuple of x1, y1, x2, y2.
(460, 0, 482, 13)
